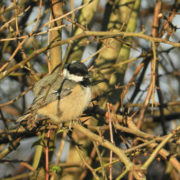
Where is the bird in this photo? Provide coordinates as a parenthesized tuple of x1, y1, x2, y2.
(17, 61, 92, 126)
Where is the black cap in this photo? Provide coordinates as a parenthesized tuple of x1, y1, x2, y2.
(66, 61, 89, 76)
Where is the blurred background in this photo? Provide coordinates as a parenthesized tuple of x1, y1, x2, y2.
(0, 0, 180, 179)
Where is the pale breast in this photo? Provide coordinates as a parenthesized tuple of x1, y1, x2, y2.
(37, 85, 91, 123)
(59, 85, 91, 122)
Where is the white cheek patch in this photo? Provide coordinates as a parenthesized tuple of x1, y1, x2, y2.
(63, 69, 83, 82)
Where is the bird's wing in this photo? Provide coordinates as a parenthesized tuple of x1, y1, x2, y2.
(17, 73, 77, 122)
(31, 77, 76, 111)
(33, 71, 61, 96)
